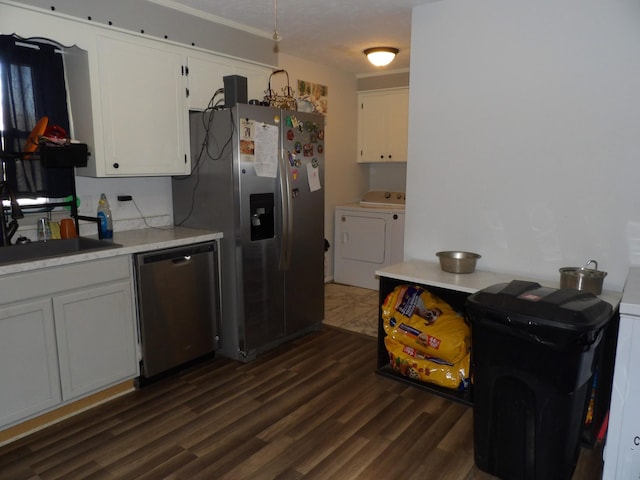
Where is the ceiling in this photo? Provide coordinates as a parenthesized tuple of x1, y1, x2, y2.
(149, 0, 434, 75)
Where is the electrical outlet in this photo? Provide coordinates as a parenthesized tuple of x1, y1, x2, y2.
(78, 195, 95, 215)
(117, 194, 133, 208)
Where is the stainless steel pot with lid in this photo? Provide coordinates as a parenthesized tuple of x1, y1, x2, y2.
(559, 259, 607, 295)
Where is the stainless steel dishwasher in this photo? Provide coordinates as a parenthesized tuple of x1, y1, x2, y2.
(134, 241, 220, 381)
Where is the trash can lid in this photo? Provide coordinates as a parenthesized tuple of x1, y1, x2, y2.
(466, 280, 613, 333)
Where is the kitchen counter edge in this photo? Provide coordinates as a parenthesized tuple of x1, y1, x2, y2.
(376, 260, 623, 310)
(0, 227, 223, 275)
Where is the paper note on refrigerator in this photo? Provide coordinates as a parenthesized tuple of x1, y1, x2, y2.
(307, 162, 321, 192)
(239, 118, 255, 163)
(254, 123, 279, 178)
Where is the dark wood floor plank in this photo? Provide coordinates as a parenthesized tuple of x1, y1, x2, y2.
(89, 406, 197, 468)
(267, 418, 347, 475)
(407, 446, 469, 480)
(215, 434, 298, 480)
(353, 393, 416, 440)
(257, 358, 383, 443)
(302, 433, 371, 480)
(29, 429, 116, 477)
(99, 440, 188, 478)
(354, 411, 438, 479)
(0, 460, 37, 480)
(173, 393, 263, 449)
(438, 407, 475, 454)
(123, 449, 198, 480)
(0, 327, 604, 480)
(176, 436, 269, 480)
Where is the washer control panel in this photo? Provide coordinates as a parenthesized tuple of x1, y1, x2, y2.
(359, 190, 406, 208)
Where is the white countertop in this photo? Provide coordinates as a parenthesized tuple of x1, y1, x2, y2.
(620, 266, 640, 316)
(0, 226, 223, 275)
(377, 260, 623, 309)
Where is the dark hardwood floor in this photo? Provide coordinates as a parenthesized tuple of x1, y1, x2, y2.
(0, 327, 603, 479)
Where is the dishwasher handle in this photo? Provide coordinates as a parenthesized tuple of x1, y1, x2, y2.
(136, 242, 216, 265)
(171, 256, 191, 265)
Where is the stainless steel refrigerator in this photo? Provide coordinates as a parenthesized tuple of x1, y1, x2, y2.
(172, 104, 325, 362)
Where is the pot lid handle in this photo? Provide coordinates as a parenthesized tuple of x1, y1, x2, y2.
(585, 259, 598, 271)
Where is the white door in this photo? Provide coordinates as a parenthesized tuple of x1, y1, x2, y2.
(53, 282, 137, 401)
(96, 34, 189, 176)
(339, 214, 387, 264)
(0, 299, 61, 428)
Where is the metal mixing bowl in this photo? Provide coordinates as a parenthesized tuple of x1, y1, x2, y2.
(436, 251, 481, 274)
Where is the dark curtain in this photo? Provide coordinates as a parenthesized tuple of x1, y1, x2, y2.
(0, 34, 74, 198)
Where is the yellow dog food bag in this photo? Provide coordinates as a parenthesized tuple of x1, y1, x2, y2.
(382, 285, 470, 364)
(384, 336, 470, 390)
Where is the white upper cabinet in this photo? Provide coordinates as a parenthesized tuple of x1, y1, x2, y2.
(357, 88, 409, 163)
(93, 34, 190, 176)
(234, 63, 271, 102)
(186, 55, 234, 111)
(186, 55, 271, 111)
(1, 3, 275, 177)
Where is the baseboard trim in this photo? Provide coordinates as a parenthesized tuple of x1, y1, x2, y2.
(0, 380, 134, 447)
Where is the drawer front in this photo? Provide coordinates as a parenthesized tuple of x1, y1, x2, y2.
(0, 255, 131, 306)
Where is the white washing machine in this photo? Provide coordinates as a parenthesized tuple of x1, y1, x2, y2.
(334, 191, 405, 290)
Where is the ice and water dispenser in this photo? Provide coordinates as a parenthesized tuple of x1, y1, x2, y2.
(249, 193, 274, 241)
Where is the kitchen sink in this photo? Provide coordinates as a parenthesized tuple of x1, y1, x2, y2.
(0, 237, 122, 266)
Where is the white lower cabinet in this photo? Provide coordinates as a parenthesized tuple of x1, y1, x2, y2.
(53, 281, 137, 401)
(0, 299, 61, 427)
(0, 256, 138, 430)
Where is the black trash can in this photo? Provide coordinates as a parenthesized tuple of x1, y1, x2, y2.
(466, 280, 613, 480)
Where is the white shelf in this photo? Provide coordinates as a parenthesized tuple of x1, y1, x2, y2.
(377, 260, 622, 308)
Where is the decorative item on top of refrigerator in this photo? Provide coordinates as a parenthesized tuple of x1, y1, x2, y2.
(172, 103, 325, 362)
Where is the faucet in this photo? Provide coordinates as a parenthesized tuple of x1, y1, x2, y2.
(0, 180, 24, 247)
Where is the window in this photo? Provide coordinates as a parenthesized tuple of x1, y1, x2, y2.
(0, 34, 73, 204)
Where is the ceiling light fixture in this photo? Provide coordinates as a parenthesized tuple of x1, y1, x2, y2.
(364, 47, 399, 67)
(272, 0, 281, 41)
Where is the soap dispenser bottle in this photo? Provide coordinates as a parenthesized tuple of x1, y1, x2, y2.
(97, 193, 113, 239)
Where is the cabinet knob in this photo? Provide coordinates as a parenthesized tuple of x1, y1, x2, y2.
(113, 163, 119, 169)
(393, 214, 398, 220)
(380, 155, 384, 159)
(388, 155, 392, 159)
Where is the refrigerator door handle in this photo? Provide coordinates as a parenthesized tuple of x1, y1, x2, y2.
(279, 149, 293, 270)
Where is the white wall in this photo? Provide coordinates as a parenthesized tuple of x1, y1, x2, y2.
(7, 0, 276, 66)
(405, 0, 640, 291)
(278, 53, 365, 280)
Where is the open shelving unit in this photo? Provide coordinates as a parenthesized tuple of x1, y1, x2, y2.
(375, 260, 621, 446)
